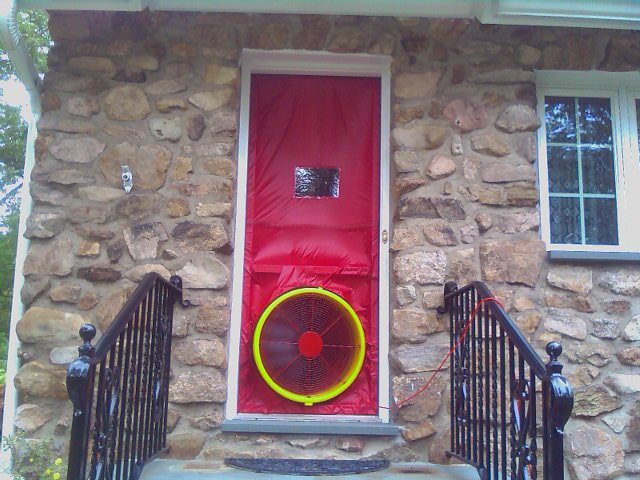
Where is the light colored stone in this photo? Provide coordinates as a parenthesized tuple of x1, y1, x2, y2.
(569, 425, 623, 480)
(150, 117, 182, 142)
(176, 256, 229, 289)
(402, 421, 436, 442)
(94, 287, 134, 331)
(50, 137, 106, 163)
(396, 285, 416, 306)
(496, 104, 541, 133)
(470, 131, 511, 157)
(601, 411, 628, 434)
(24, 212, 66, 239)
(77, 240, 100, 258)
(515, 311, 540, 334)
(605, 374, 640, 394)
(104, 85, 151, 121)
(172, 220, 229, 252)
(459, 224, 478, 244)
(144, 79, 187, 96)
(209, 108, 238, 133)
(174, 339, 226, 368)
(390, 227, 423, 251)
(390, 343, 450, 373)
(123, 222, 168, 261)
(190, 408, 223, 431)
(393, 121, 447, 150)
(442, 98, 488, 133)
(202, 157, 236, 179)
(49, 346, 79, 365)
(475, 212, 492, 232)
(565, 342, 611, 367)
(103, 123, 146, 141)
(599, 269, 640, 296)
(194, 305, 229, 335)
(425, 154, 456, 180)
(623, 315, 640, 341)
(98, 142, 172, 191)
(78, 186, 125, 202)
(394, 70, 444, 98)
(394, 251, 447, 285)
(544, 291, 595, 313)
(399, 196, 465, 220)
(423, 220, 457, 246)
(125, 264, 171, 282)
(393, 374, 446, 421)
(171, 156, 193, 181)
(573, 384, 621, 417)
(392, 309, 443, 343)
(49, 284, 81, 304)
(169, 370, 226, 403)
(494, 212, 539, 234)
(68, 56, 116, 74)
(591, 318, 621, 339)
(14, 404, 53, 433)
(618, 346, 640, 366)
(126, 53, 159, 71)
(167, 198, 191, 218)
(156, 98, 189, 113)
(481, 164, 535, 183)
(394, 151, 421, 173)
(517, 45, 541, 65)
(183, 142, 234, 157)
(165, 433, 206, 459)
(77, 264, 121, 282)
(204, 64, 239, 85)
(479, 239, 545, 287)
(67, 97, 100, 117)
(547, 266, 592, 295)
(14, 361, 67, 399)
(469, 69, 535, 84)
(23, 236, 74, 276)
(195, 202, 232, 219)
(544, 309, 588, 340)
(189, 88, 234, 111)
(43, 169, 94, 186)
(16, 307, 88, 345)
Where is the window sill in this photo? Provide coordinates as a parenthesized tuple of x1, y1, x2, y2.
(548, 250, 640, 261)
(221, 418, 399, 436)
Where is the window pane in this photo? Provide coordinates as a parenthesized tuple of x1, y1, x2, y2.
(582, 147, 615, 194)
(294, 167, 340, 198)
(549, 197, 581, 244)
(547, 146, 579, 193)
(578, 97, 612, 145)
(545, 96, 576, 143)
(584, 198, 618, 245)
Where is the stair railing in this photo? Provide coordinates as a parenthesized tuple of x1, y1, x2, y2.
(439, 281, 573, 480)
(66, 273, 184, 480)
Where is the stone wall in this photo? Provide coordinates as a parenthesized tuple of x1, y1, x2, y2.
(12, 10, 640, 478)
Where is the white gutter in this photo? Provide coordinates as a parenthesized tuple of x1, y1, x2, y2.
(0, 0, 41, 476)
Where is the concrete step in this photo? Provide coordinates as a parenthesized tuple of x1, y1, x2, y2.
(139, 460, 480, 480)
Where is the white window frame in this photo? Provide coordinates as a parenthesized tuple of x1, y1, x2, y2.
(536, 70, 640, 259)
(225, 50, 392, 425)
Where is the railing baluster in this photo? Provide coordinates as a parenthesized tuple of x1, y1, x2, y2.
(471, 287, 478, 466)
(509, 339, 516, 479)
(491, 311, 498, 480)
(530, 367, 538, 479)
(464, 289, 471, 459)
(500, 326, 507, 480)
(477, 294, 484, 474)
(484, 302, 491, 478)
(449, 287, 455, 456)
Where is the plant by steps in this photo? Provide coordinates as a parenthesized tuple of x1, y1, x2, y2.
(2, 433, 66, 480)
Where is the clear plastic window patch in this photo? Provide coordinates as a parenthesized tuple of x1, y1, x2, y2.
(294, 167, 340, 198)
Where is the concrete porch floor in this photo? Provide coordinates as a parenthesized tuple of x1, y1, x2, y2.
(139, 460, 481, 480)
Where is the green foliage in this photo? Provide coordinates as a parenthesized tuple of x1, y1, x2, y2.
(0, 9, 51, 81)
(0, 103, 27, 194)
(2, 433, 66, 480)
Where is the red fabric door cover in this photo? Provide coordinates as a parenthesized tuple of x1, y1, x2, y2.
(238, 74, 381, 415)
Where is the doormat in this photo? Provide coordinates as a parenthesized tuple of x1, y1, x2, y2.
(224, 458, 390, 476)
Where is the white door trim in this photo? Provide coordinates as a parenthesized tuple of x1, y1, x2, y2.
(225, 49, 392, 424)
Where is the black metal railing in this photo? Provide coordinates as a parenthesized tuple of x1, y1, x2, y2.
(66, 273, 184, 480)
(439, 281, 573, 480)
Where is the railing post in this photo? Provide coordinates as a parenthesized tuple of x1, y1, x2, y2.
(544, 342, 574, 480)
(66, 324, 97, 480)
(437, 280, 458, 314)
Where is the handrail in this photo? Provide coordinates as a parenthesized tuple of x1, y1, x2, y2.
(66, 273, 184, 480)
(441, 281, 547, 378)
(441, 280, 574, 480)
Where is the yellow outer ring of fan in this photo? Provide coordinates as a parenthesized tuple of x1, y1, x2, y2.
(252, 287, 366, 406)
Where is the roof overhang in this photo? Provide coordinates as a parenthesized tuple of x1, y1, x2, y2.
(16, 0, 640, 30)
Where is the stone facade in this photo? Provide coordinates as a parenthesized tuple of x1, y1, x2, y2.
(11, 10, 640, 478)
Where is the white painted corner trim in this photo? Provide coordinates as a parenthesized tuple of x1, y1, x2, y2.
(225, 49, 392, 424)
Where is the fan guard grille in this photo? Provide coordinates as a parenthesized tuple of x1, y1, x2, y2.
(252, 287, 365, 406)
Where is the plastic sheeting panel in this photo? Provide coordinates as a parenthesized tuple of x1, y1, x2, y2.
(238, 74, 381, 415)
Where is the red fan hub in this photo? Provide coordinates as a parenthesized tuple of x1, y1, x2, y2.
(298, 331, 324, 358)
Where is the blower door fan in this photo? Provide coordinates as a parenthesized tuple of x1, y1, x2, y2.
(252, 287, 365, 406)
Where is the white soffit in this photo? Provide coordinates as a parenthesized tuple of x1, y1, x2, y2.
(16, 0, 640, 30)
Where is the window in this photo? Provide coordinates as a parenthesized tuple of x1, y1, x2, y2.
(537, 71, 640, 258)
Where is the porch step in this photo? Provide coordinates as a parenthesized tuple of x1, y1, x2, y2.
(139, 460, 480, 480)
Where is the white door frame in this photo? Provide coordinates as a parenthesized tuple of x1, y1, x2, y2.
(225, 49, 392, 424)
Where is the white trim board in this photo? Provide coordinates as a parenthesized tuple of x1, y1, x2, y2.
(225, 50, 392, 426)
